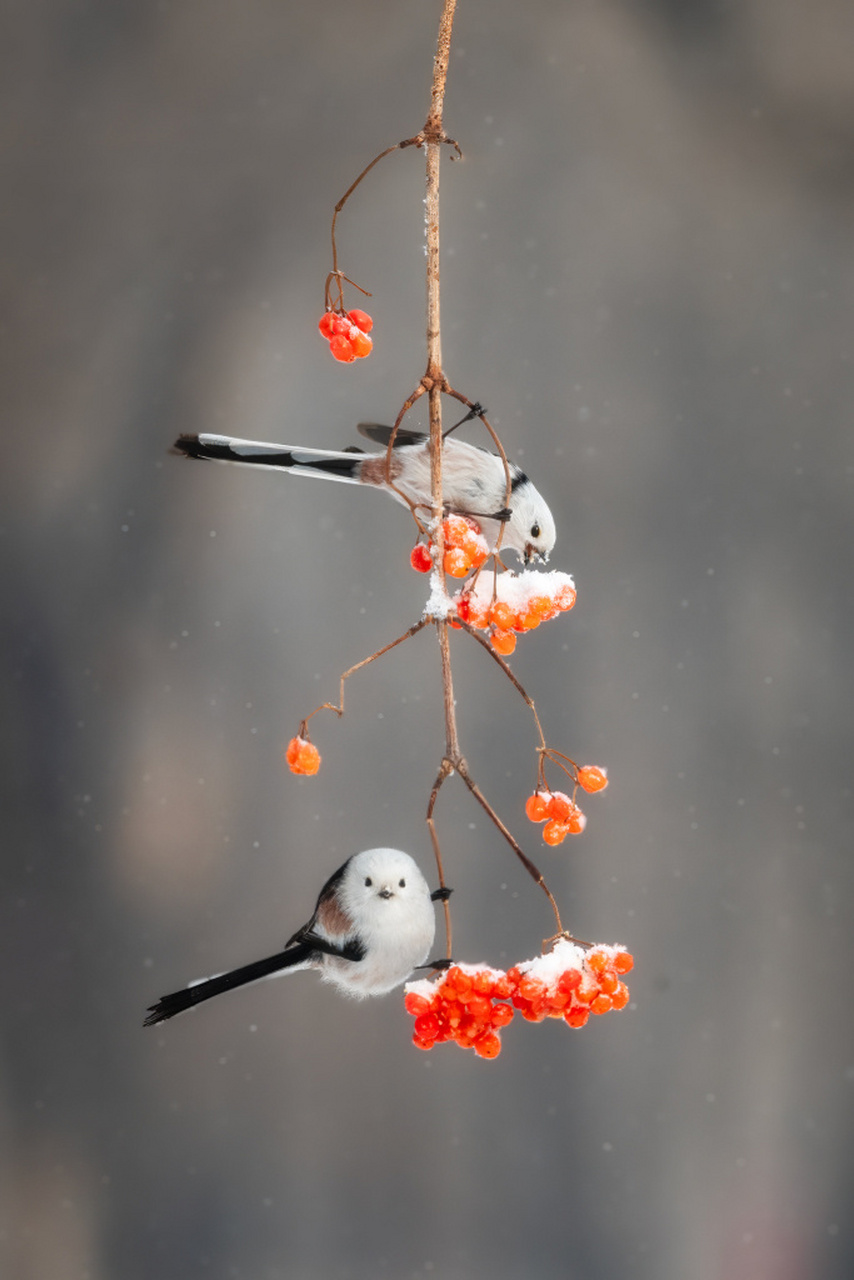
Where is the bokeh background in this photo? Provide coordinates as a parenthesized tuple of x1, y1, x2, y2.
(3, 1, 853, 1277)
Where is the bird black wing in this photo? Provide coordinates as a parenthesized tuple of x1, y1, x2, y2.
(357, 422, 427, 448)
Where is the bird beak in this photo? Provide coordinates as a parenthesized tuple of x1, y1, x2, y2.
(378, 887, 393, 900)
(524, 544, 549, 566)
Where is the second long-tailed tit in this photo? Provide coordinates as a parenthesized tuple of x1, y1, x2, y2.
(144, 848, 442, 1026)
(174, 422, 556, 564)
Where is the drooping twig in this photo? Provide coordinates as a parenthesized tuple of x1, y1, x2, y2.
(300, 619, 429, 729)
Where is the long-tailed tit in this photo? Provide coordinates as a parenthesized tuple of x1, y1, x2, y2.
(173, 422, 556, 564)
(144, 848, 440, 1026)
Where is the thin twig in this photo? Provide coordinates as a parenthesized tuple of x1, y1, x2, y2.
(301, 619, 429, 728)
(452, 618, 548, 750)
(426, 759, 455, 958)
(455, 759, 564, 936)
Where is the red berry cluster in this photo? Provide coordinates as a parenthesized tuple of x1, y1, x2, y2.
(285, 735, 321, 776)
(404, 940, 633, 1058)
(318, 309, 373, 363)
(526, 763, 608, 845)
(451, 570, 577, 656)
(508, 939, 632, 1027)
(525, 790, 587, 844)
(410, 514, 490, 579)
(405, 965, 515, 1058)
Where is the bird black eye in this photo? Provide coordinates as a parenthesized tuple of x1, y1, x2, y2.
(399, 878, 406, 888)
(531, 523, 541, 539)
(364, 877, 372, 887)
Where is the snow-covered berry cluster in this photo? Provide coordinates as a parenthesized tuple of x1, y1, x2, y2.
(404, 939, 632, 1058)
(410, 514, 490, 578)
(451, 570, 577, 655)
(318, 309, 373, 363)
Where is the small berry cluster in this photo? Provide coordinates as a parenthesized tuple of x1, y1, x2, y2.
(318, 309, 373, 363)
(508, 939, 632, 1027)
(451, 570, 577, 655)
(285, 735, 321, 776)
(404, 939, 632, 1058)
(525, 790, 587, 844)
(410, 514, 490, 578)
(525, 766, 607, 846)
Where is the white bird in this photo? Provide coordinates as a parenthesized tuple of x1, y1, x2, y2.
(173, 422, 556, 564)
(144, 848, 440, 1025)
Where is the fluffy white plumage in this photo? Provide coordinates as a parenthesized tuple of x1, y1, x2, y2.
(174, 423, 556, 564)
(144, 848, 436, 1025)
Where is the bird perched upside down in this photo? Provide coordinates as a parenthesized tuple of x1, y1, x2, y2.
(174, 421, 556, 565)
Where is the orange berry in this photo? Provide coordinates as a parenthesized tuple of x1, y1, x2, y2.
(494, 973, 515, 999)
(442, 514, 471, 548)
(578, 765, 609, 794)
(473, 971, 495, 996)
(467, 994, 492, 1021)
(542, 819, 569, 846)
(412, 1033, 434, 1050)
(566, 805, 587, 835)
(518, 974, 545, 1001)
(555, 582, 577, 611)
(447, 967, 472, 995)
(564, 1006, 589, 1028)
(586, 948, 610, 975)
(597, 969, 619, 995)
(575, 974, 599, 1004)
(490, 601, 514, 629)
(611, 982, 630, 1010)
(414, 1012, 441, 1040)
(444, 548, 472, 578)
(350, 329, 373, 359)
(591, 993, 613, 1014)
(474, 1031, 502, 1059)
(558, 968, 582, 994)
(546, 792, 572, 822)
(285, 736, 320, 776)
(404, 992, 431, 1016)
(530, 595, 556, 620)
(329, 334, 356, 362)
(410, 543, 432, 573)
(490, 628, 517, 656)
(318, 311, 338, 339)
(491, 1002, 514, 1028)
(525, 793, 550, 823)
(614, 950, 634, 974)
(346, 309, 373, 334)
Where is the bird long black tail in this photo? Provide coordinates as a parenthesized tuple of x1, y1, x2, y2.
(173, 433, 363, 482)
(144, 941, 316, 1026)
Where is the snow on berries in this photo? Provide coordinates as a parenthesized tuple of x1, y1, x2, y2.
(404, 939, 633, 1057)
(285, 735, 321, 776)
(451, 569, 576, 653)
(410, 514, 490, 577)
(318, 309, 373, 363)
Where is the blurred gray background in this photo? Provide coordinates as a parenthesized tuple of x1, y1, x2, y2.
(2, 1, 852, 1278)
